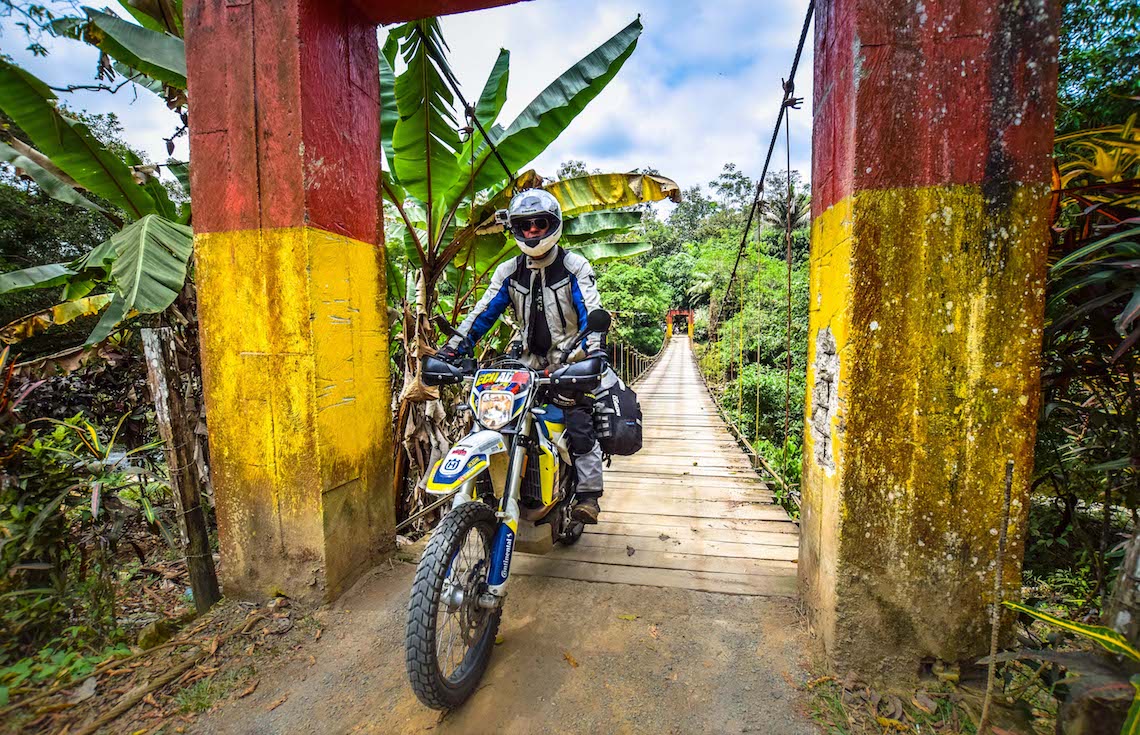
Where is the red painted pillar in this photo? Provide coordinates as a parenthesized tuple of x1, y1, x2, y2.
(184, 0, 391, 601)
(800, 0, 1058, 680)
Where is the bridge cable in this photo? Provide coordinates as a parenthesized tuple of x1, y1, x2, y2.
(783, 98, 794, 482)
(717, 0, 813, 320)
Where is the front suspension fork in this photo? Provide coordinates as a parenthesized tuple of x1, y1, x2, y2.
(484, 420, 531, 604)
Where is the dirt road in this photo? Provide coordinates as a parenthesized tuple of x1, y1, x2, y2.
(193, 558, 819, 735)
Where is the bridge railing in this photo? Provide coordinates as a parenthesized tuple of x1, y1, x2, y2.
(693, 329, 801, 513)
(610, 333, 667, 386)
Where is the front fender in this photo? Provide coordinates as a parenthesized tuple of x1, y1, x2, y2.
(425, 430, 508, 494)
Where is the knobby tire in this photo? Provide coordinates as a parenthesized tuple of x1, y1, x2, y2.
(405, 502, 501, 710)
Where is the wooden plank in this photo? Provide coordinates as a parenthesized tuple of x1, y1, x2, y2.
(544, 544, 797, 576)
(613, 457, 756, 470)
(607, 467, 759, 480)
(599, 510, 798, 535)
(576, 531, 800, 561)
(603, 484, 774, 502)
(606, 469, 766, 487)
(511, 555, 797, 597)
(591, 521, 800, 547)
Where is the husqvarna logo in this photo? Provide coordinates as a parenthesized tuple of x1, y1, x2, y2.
(443, 457, 462, 473)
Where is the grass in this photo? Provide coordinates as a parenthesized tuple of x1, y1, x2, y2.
(173, 665, 255, 714)
(804, 677, 978, 735)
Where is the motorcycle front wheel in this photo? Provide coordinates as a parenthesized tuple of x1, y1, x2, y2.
(405, 502, 501, 709)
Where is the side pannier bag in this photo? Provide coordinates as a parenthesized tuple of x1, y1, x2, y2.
(593, 370, 643, 456)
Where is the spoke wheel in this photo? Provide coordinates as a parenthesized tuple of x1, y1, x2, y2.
(406, 502, 501, 709)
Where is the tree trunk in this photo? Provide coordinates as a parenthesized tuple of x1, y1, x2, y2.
(1105, 528, 1140, 646)
(142, 327, 221, 613)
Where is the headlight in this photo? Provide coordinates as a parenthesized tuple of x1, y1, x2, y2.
(477, 392, 515, 430)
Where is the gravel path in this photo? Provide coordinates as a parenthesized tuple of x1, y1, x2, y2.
(194, 559, 819, 735)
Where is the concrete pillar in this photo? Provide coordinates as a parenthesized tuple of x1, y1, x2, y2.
(800, 0, 1058, 681)
(184, 0, 392, 601)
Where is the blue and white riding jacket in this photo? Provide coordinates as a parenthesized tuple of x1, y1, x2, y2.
(447, 246, 603, 366)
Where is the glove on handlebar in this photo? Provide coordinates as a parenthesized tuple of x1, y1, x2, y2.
(434, 344, 465, 364)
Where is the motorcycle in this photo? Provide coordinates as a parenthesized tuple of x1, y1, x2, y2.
(405, 309, 612, 709)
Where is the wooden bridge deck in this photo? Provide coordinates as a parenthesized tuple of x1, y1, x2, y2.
(513, 336, 800, 596)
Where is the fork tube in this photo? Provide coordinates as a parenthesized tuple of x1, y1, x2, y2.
(486, 413, 532, 597)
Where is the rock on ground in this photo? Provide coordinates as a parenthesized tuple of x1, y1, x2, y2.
(193, 560, 819, 734)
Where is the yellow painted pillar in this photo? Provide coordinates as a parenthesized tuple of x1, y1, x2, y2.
(800, 0, 1058, 679)
(186, 0, 393, 601)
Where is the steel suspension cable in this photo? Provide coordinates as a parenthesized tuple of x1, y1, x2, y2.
(717, 0, 813, 318)
(755, 252, 762, 443)
(783, 104, 794, 483)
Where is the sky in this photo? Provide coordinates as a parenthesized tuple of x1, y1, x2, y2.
(1, 0, 814, 204)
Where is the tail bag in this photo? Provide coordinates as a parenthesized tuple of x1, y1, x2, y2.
(593, 370, 643, 457)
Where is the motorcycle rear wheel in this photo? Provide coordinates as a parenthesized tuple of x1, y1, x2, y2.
(406, 502, 502, 710)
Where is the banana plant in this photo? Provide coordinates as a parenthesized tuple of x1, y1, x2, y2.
(0, 57, 191, 346)
(380, 18, 680, 359)
(380, 16, 681, 513)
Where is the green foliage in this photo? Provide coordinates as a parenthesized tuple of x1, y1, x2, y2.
(0, 413, 165, 664)
(596, 261, 671, 354)
(1057, 0, 1140, 135)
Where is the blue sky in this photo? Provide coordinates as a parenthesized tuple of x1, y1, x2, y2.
(1, 0, 814, 205)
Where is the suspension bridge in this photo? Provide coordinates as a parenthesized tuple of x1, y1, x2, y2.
(514, 335, 800, 596)
(183, 0, 1059, 687)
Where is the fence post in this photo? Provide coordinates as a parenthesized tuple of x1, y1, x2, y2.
(142, 327, 221, 613)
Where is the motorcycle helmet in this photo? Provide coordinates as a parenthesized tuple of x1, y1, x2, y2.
(507, 189, 563, 258)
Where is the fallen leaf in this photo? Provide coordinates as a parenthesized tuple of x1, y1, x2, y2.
(308, 655, 316, 666)
(239, 680, 259, 698)
(875, 717, 908, 732)
(208, 636, 220, 655)
(912, 691, 937, 714)
(314, 628, 322, 640)
(562, 651, 579, 668)
(658, 534, 671, 541)
(649, 625, 660, 639)
(495, 634, 505, 645)
(804, 675, 836, 690)
(617, 614, 639, 621)
(626, 546, 636, 557)
(267, 694, 288, 711)
(69, 677, 97, 704)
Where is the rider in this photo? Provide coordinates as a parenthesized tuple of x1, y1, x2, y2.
(434, 189, 606, 524)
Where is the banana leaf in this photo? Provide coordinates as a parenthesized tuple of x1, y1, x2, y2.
(84, 8, 187, 89)
(167, 160, 190, 197)
(474, 49, 510, 127)
(0, 263, 77, 295)
(117, 0, 183, 38)
(0, 60, 157, 220)
(392, 20, 462, 235)
(0, 140, 107, 215)
(0, 294, 114, 344)
(112, 60, 166, 97)
(466, 17, 642, 195)
(379, 50, 399, 181)
(84, 293, 130, 346)
(1004, 601, 1140, 661)
(563, 210, 642, 243)
(545, 172, 682, 218)
(73, 237, 118, 273)
(108, 214, 193, 315)
(569, 240, 651, 264)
